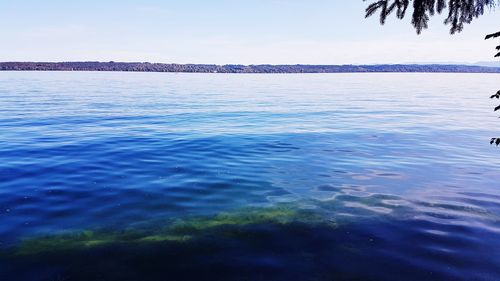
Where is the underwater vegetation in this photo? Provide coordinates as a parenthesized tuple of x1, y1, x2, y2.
(2, 201, 500, 281)
(0, 204, 347, 281)
(11, 204, 329, 256)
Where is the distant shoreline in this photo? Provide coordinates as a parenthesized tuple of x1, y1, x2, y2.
(1, 62, 500, 74)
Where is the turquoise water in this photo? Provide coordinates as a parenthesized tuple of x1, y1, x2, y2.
(1, 72, 500, 280)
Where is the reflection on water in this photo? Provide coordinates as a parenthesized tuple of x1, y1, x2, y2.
(0, 72, 499, 280)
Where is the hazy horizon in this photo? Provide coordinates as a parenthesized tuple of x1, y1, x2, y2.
(1, 1, 499, 65)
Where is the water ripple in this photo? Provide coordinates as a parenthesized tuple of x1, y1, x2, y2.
(0, 72, 499, 280)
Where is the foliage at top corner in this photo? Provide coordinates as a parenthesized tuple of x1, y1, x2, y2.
(363, 0, 499, 34)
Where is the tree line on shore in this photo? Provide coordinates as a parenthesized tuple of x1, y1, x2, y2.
(1, 61, 500, 73)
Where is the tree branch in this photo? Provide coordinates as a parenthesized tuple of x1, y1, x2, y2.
(486, 31, 500, 40)
(490, 90, 500, 99)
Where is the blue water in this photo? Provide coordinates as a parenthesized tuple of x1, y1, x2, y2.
(1, 72, 500, 280)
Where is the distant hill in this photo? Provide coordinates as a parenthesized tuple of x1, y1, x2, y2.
(1, 62, 500, 73)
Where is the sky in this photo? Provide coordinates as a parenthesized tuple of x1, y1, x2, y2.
(0, 0, 499, 65)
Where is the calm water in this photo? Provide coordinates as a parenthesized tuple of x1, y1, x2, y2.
(1, 72, 500, 281)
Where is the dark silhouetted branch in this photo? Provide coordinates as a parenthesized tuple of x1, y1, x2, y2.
(490, 90, 500, 99)
(365, 0, 499, 34)
(486, 31, 500, 39)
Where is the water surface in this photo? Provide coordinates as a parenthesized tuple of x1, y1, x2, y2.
(1, 72, 499, 280)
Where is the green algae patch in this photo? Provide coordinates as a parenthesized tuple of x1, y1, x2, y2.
(169, 206, 298, 235)
(139, 235, 191, 242)
(13, 205, 333, 256)
(16, 231, 121, 256)
(15, 230, 190, 256)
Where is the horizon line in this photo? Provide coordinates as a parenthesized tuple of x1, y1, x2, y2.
(2, 61, 500, 74)
(1, 61, 499, 67)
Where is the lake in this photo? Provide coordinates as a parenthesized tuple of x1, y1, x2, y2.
(1, 72, 499, 281)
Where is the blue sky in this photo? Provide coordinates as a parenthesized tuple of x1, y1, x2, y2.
(1, 0, 499, 64)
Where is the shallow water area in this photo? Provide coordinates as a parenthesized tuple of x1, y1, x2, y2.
(1, 72, 500, 280)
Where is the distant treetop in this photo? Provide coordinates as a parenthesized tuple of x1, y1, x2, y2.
(364, 0, 499, 34)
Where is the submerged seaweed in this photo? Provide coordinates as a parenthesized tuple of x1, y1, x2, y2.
(13, 204, 331, 256)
